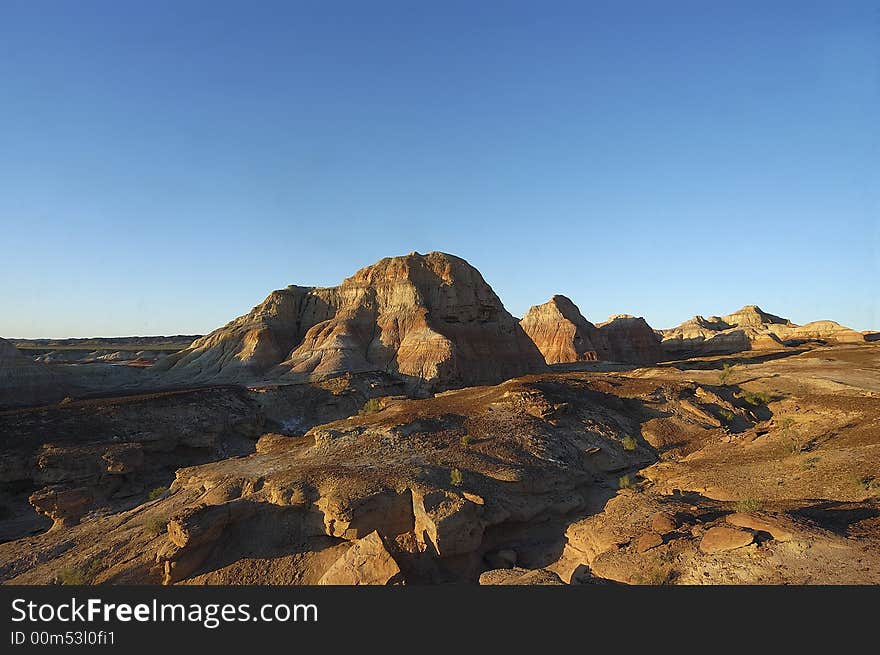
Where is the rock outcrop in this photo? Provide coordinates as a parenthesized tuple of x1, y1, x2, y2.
(318, 531, 403, 585)
(659, 305, 865, 358)
(0, 338, 66, 408)
(157, 252, 547, 391)
(520, 296, 602, 364)
(520, 296, 662, 366)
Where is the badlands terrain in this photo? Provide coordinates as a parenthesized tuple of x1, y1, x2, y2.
(1, 251, 878, 585)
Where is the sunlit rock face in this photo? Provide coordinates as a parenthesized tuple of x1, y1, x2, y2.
(521, 296, 662, 365)
(157, 251, 547, 390)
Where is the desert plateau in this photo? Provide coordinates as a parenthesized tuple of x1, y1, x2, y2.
(2, 251, 878, 586)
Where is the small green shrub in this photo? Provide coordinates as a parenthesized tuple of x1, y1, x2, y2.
(618, 474, 637, 490)
(718, 363, 736, 385)
(735, 498, 763, 513)
(147, 486, 168, 501)
(621, 435, 637, 452)
(450, 468, 463, 486)
(742, 390, 773, 406)
(144, 516, 168, 537)
(778, 417, 800, 453)
(58, 567, 87, 585)
(459, 435, 472, 448)
(802, 456, 821, 470)
(58, 559, 102, 585)
(718, 408, 736, 423)
(850, 474, 876, 492)
(358, 398, 383, 415)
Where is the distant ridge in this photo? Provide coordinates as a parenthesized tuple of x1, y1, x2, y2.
(659, 305, 865, 357)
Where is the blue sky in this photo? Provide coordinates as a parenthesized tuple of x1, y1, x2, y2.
(1, 1, 877, 338)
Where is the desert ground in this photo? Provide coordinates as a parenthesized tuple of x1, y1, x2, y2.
(1, 252, 877, 585)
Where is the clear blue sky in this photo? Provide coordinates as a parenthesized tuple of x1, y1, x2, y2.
(1, 1, 877, 338)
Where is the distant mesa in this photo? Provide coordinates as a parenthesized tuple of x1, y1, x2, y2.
(659, 304, 866, 358)
(156, 251, 548, 391)
(13, 336, 199, 367)
(520, 295, 662, 366)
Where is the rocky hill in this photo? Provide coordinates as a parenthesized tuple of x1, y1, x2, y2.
(520, 296, 662, 365)
(4, 343, 879, 585)
(660, 305, 865, 358)
(156, 252, 547, 391)
(520, 296, 603, 364)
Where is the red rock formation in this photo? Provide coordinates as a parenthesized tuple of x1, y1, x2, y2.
(519, 297, 662, 365)
(520, 295, 601, 364)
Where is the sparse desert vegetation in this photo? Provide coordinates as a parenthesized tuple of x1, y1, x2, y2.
(57, 559, 102, 586)
(144, 516, 168, 536)
(359, 398, 383, 415)
(735, 498, 763, 513)
(147, 486, 169, 501)
(718, 362, 736, 385)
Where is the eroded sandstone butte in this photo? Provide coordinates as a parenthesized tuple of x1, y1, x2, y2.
(520, 296, 603, 364)
(520, 295, 662, 365)
(660, 305, 866, 358)
(156, 252, 547, 391)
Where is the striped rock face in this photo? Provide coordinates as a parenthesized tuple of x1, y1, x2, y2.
(521, 295, 662, 366)
(156, 251, 547, 391)
(658, 305, 865, 358)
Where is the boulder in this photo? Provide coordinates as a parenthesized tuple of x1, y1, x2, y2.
(725, 513, 794, 542)
(650, 512, 677, 534)
(699, 526, 754, 553)
(479, 567, 565, 585)
(412, 488, 485, 557)
(318, 531, 402, 585)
